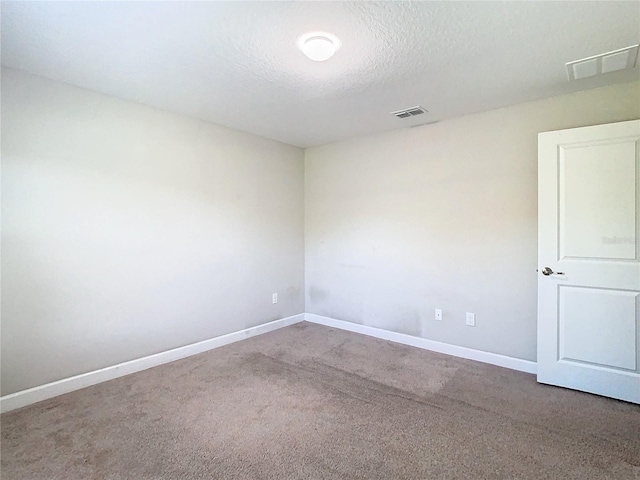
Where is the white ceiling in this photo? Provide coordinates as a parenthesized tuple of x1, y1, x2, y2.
(2, 1, 639, 147)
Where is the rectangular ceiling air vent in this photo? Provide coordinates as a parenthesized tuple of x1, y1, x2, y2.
(392, 106, 427, 119)
(566, 45, 639, 81)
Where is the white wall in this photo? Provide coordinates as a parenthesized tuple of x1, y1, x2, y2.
(3, 67, 638, 399)
(305, 81, 640, 362)
(1, 68, 305, 396)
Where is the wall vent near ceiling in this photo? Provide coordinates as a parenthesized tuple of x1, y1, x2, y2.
(566, 45, 639, 81)
(391, 106, 427, 119)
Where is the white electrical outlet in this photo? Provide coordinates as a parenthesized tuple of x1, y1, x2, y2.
(466, 312, 475, 326)
(272, 293, 278, 304)
(435, 308, 443, 321)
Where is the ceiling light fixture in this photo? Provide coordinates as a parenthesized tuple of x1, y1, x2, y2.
(297, 32, 340, 62)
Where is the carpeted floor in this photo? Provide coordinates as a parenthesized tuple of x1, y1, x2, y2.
(1, 322, 639, 479)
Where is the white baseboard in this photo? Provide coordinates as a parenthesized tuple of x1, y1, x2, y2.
(0, 314, 304, 414)
(1, 312, 536, 414)
(304, 313, 537, 375)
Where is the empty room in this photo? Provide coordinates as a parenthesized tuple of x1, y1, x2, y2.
(1, 1, 639, 479)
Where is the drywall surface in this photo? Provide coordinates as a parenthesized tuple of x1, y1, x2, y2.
(305, 81, 640, 362)
(1, 68, 305, 395)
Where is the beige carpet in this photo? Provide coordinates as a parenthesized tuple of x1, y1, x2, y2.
(1, 322, 639, 479)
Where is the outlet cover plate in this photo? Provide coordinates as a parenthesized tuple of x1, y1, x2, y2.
(466, 312, 475, 326)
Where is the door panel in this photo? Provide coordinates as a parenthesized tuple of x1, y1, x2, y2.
(538, 119, 640, 404)
(559, 140, 636, 260)
(559, 286, 637, 370)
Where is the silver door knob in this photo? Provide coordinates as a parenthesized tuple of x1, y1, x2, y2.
(541, 267, 564, 276)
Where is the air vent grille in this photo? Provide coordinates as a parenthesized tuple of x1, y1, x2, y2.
(392, 106, 427, 119)
(567, 45, 639, 81)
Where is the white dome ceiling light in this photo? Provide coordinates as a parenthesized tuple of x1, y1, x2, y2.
(297, 32, 341, 62)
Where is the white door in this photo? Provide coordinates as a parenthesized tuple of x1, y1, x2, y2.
(538, 119, 640, 404)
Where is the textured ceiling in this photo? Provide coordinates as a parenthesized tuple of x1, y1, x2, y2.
(2, 1, 639, 147)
